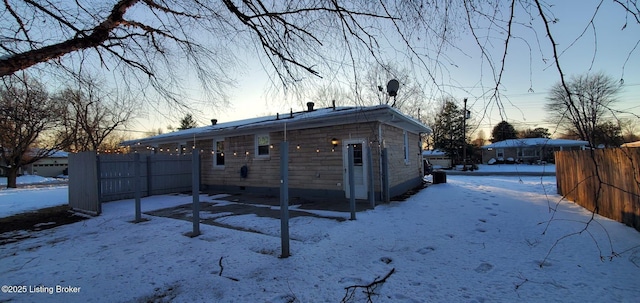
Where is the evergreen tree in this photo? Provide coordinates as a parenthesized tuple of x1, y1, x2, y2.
(432, 100, 469, 164)
(519, 127, 551, 139)
(491, 121, 518, 142)
(592, 121, 624, 147)
(177, 114, 198, 130)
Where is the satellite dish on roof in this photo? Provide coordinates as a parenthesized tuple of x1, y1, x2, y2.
(386, 79, 399, 97)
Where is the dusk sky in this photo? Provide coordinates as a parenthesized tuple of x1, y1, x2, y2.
(133, 1, 639, 140)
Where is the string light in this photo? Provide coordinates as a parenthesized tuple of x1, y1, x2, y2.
(120, 138, 362, 156)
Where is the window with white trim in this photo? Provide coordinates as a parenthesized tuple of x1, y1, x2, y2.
(496, 148, 504, 158)
(213, 139, 225, 167)
(255, 134, 270, 157)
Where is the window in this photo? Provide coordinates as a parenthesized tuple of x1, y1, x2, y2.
(214, 139, 225, 167)
(256, 134, 270, 157)
(403, 130, 410, 164)
(522, 148, 538, 157)
(352, 144, 363, 166)
(496, 148, 504, 158)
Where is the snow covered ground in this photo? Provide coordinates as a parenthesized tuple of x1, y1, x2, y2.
(0, 176, 68, 218)
(1, 171, 639, 302)
(444, 164, 557, 175)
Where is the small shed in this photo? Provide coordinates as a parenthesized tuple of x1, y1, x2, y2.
(422, 149, 452, 169)
(122, 104, 432, 202)
(481, 138, 588, 164)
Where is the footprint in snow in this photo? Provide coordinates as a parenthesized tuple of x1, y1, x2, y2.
(417, 247, 436, 255)
(474, 262, 494, 273)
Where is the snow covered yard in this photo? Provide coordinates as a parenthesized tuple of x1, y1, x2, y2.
(1, 174, 639, 303)
(0, 175, 68, 218)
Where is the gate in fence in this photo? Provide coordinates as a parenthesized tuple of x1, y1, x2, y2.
(68, 151, 193, 215)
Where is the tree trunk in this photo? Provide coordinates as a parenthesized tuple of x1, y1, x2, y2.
(6, 167, 18, 188)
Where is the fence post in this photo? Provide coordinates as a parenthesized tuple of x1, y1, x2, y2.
(95, 153, 102, 214)
(280, 141, 290, 258)
(381, 148, 390, 203)
(134, 153, 142, 222)
(191, 151, 201, 237)
(146, 155, 152, 197)
(367, 146, 375, 208)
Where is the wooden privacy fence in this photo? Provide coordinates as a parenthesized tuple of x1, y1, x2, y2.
(555, 148, 640, 231)
(69, 151, 193, 215)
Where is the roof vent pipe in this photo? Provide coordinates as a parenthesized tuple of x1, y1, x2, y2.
(211, 119, 217, 125)
(306, 102, 315, 112)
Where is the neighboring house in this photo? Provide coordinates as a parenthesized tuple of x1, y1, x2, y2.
(422, 149, 452, 169)
(1, 149, 69, 177)
(481, 138, 588, 164)
(122, 104, 431, 202)
(21, 150, 69, 177)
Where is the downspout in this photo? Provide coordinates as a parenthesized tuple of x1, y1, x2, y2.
(378, 122, 384, 201)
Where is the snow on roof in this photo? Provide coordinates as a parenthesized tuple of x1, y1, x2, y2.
(483, 138, 588, 149)
(122, 104, 431, 146)
(422, 149, 447, 156)
(27, 148, 68, 158)
(46, 150, 69, 158)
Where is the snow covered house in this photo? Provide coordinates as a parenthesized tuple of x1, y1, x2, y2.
(0, 149, 69, 177)
(122, 104, 431, 202)
(481, 138, 588, 164)
(22, 150, 69, 177)
(421, 149, 452, 169)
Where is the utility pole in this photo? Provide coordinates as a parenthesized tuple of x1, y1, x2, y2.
(462, 98, 469, 170)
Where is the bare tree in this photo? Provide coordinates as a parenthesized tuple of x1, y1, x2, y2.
(3, 0, 636, 112)
(308, 84, 354, 108)
(0, 75, 70, 188)
(545, 72, 621, 146)
(471, 129, 488, 147)
(357, 63, 426, 111)
(620, 117, 640, 143)
(54, 77, 134, 152)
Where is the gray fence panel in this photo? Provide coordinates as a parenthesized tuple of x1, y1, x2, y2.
(99, 154, 149, 202)
(68, 151, 101, 215)
(147, 154, 192, 196)
(69, 152, 193, 207)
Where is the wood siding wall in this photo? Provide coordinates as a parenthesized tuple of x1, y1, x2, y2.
(555, 148, 640, 231)
(128, 121, 425, 200)
(201, 122, 382, 196)
(382, 125, 423, 189)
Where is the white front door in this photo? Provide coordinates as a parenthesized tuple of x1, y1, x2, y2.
(343, 139, 368, 199)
